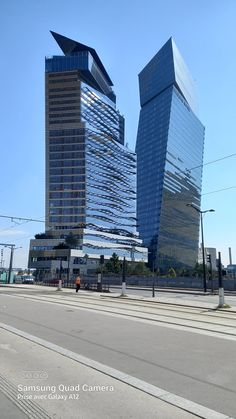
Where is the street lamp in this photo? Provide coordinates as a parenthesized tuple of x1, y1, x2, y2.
(186, 203, 215, 293)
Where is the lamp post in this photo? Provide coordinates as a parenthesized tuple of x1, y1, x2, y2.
(186, 204, 215, 293)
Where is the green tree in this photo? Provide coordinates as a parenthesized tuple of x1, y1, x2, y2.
(65, 233, 79, 248)
(105, 253, 122, 274)
(193, 262, 204, 276)
(168, 267, 176, 277)
(53, 242, 69, 250)
(133, 262, 152, 276)
(35, 232, 53, 239)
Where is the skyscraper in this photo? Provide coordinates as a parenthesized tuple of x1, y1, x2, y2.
(135, 38, 205, 271)
(28, 32, 147, 275)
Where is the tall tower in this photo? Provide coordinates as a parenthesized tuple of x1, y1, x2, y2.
(136, 38, 205, 271)
(28, 32, 147, 274)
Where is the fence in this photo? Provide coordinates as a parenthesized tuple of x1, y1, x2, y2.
(35, 276, 110, 292)
(35, 274, 236, 292)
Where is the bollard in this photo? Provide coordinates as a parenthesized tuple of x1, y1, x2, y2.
(219, 287, 224, 307)
(121, 257, 127, 296)
(121, 281, 126, 296)
(97, 274, 102, 292)
(57, 279, 62, 291)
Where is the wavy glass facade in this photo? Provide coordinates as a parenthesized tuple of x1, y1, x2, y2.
(29, 31, 147, 269)
(136, 38, 204, 271)
(81, 84, 145, 259)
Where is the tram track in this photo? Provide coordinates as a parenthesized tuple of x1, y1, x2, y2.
(2, 291, 236, 339)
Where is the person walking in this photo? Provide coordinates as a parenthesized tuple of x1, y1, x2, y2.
(75, 275, 81, 293)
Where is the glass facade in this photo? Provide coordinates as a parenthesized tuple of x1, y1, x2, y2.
(29, 31, 147, 267)
(81, 82, 146, 260)
(136, 38, 204, 271)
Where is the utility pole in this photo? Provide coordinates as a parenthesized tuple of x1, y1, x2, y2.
(67, 248, 70, 287)
(200, 212, 207, 292)
(152, 257, 155, 298)
(186, 204, 215, 293)
(0, 248, 4, 268)
(218, 252, 224, 307)
(207, 254, 213, 294)
(97, 255, 104, 292)
(8, 246, 14, 284)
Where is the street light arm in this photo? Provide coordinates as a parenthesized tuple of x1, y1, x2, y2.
(186, 203, 200, 212)
(186, 203, 215, 215)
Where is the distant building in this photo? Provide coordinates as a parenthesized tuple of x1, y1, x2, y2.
(198, 247, 217, 271)
(28, 32, 147, 277)
(226, 264, 236, 277)
(135, 38, 205, 272)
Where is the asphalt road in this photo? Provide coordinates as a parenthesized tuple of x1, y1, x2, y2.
(0, 289, 236, 418)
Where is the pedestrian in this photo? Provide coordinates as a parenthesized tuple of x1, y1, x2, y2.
(75, 275, 81, 293)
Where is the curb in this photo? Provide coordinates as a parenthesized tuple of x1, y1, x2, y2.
(0, 322, 232, 419)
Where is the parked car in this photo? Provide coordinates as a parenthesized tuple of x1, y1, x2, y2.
(21, 275, 35, 284)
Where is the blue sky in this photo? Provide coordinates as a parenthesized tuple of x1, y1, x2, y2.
(1, 0, 235, 268)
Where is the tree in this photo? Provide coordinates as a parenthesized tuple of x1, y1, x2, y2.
(193, 262, 204, 276)
(132, 262, 152, 276)
(65, 233, 79, 249)
(53, 242, 69, 250)
(168, 267, 176, 278)
(105, 253, 122, 274)
(35, 232, 53, 239)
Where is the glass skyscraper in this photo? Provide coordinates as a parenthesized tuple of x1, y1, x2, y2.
(135, 38, 205, 271)
(29, 32, 147, 273)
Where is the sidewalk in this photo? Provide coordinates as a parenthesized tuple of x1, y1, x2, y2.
(102, 292, 236, 312)
(0, 325, 201, 419)
(0, 392, 30, 419)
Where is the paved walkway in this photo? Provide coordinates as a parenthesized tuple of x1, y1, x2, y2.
(0, 326, 201, 419)
(0, 391, 30, 419)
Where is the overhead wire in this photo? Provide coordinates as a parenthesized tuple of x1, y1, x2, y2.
(202, 185, 236, 196)
(0, 151, 236, 239)
(190, 152, 236, 171)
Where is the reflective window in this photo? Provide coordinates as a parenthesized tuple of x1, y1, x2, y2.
(136, 41, 204, 271)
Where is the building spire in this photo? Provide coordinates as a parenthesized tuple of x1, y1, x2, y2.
(50, 31, 113, 86)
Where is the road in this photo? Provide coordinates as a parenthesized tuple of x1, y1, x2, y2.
(0, 286, 236, 418)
